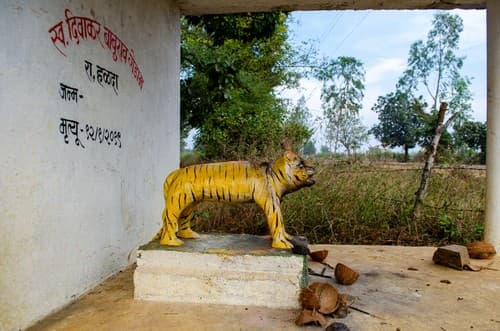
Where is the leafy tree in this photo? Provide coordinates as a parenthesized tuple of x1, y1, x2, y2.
(453, 120, 487, 164)
(316, 56, 366, 156)
(397, 13, 473, 230)
(180, 13, 308, 160)
(336, 114, 368, 157)
(302, 140, 316, 155)
(399, 13, 472, 118)
(319, 145, 330, 155)
(370, 91, 425, 162)
(282, 96, 314, 152)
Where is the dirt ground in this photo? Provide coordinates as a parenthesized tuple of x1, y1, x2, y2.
(29, 245, 499, 331)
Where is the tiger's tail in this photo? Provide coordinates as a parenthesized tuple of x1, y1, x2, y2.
(152, 229, 162, 240)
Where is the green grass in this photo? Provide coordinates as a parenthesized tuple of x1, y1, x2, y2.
(191, 158, 485, 246)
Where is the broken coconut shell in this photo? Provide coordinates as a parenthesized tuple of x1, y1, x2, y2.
(299, 283, 321, 310)
(466, 241, 496, 259)
(295, 309, 327, 326)
(299, 282, 339, 314)
(334, 263, 359, 285)
(310, 249, 329, 262)
(332, 293, 349, 318)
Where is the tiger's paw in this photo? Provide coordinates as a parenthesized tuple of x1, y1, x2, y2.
(159, 237, 185, 246)
(271, 238, 293, 249)
(177, 229, 200, 239)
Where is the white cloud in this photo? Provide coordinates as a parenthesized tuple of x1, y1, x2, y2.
(455, 9, 486, 51)
(365, 57, 406, 85)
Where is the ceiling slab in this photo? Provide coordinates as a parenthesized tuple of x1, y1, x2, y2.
(174, 0, 485, 15)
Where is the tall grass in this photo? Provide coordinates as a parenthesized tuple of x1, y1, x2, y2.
(191, 158, 485, 246)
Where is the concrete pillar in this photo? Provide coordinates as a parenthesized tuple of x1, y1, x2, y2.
(485, 0, 500, 250)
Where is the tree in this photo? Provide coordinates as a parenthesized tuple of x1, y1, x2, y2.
(336, 114, 368, 157)
(370, 91, 425, 162)
(453, 120, 487, 164)
(399, 13, 472, 117)
(398, 13, 473, 231)
(316, 56, 366, 156)
(319, 145, 331, 155)
(180, 13, 309, 160)
(282, 96, 314, 152)
(302, 140, 316, 155)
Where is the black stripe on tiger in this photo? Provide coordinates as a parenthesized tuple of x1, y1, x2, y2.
(278, 169, 286, 181)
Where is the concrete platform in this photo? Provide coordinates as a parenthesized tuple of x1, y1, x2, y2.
(29, 245, 500, 331)
(134, 234, 306, 308)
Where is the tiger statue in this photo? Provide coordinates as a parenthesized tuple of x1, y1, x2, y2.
(154, 144, 315, 249)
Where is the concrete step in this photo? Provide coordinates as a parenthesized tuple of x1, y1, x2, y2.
(134, 233, 307, 308)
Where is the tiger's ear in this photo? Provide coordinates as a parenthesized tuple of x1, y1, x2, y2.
(281, 142, 297, 161)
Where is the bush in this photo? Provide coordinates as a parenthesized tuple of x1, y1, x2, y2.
(188, 157, 485, 245)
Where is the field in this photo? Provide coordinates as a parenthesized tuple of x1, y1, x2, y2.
(190, 158, 485, 246)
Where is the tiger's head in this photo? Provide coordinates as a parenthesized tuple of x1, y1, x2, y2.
(272, 144, 315, 194)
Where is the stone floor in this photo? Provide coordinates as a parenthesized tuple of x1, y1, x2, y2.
(29, 245, 500, 331)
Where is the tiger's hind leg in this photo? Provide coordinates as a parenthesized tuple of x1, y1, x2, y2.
(177, 203, 200, 239)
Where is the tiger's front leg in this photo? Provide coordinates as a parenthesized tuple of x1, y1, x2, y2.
(256, 195, 293, 249)
(270, 213, 293, 249)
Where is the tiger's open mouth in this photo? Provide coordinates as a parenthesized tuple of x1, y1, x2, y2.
(305, 166, 315, 186)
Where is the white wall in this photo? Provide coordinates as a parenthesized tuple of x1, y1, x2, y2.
(0, 1, 180, 329)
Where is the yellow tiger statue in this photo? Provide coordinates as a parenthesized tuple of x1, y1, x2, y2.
(154, 144, 315, 249)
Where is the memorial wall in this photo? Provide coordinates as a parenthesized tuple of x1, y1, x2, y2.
(0, 1, 180, 329)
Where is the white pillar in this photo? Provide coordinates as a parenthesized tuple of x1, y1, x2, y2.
(485, 0, 500, 250)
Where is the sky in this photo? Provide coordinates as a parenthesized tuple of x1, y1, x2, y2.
(281, 9, 487, 151)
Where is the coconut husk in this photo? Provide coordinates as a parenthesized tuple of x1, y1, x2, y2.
(299, 284, 321, 310)
(332, 293, 349, 318)
(299, 282, 339, 314)
(466, 241, 496, 259)
(334, 263, 359, 285)
(294, 309, 327, 326)
(310, 249, 329, 262)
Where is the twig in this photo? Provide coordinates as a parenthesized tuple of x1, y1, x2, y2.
(349, 305, 385, 320)
(481, 260, 499, 271)
(319, 261, 336, 270)
(308, 268, 334, 279)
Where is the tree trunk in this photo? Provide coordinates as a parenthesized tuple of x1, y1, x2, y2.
(412, 102, 448, 237)
(404, 145, 409, 162)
